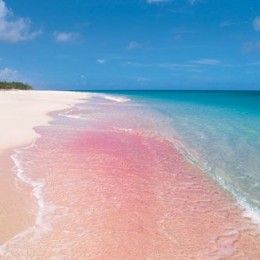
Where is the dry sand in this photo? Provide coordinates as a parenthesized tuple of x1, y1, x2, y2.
(0, 90, 88, 155)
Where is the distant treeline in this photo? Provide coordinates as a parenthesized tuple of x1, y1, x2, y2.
(0, 81, 33, 90)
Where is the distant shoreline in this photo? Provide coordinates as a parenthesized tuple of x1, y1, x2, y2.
(0, 81, 32, 90)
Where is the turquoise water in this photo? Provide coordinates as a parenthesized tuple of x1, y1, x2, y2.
(83, 90, 260, 221)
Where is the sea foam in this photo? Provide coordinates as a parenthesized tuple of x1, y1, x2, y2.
(0, 134, 54, 256)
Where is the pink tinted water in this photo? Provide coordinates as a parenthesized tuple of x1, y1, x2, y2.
(2, 98, 260, 259)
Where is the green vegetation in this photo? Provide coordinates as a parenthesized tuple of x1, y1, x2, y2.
(0, 81, 33, 90)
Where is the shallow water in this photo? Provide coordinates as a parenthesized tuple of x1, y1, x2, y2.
(95, 91, 260, 221)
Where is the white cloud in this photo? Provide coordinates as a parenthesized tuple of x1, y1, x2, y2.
(253, 16, 260, 31)
(0, 0, 8, 18)
(220, 20, 247, 28)
(127, 41, 142, 50)
(243, 41, 260, 53)
(126, 61, 196, 69)
(54, 32, 81, 43)
(147, 0, 199, 4)
(0, 67, 18, 81)
(246, 61, 260, 66)
(137, 77, 149, 83)
(80, 74, 87, 80)
(188, 0, 200, 5)
(146, 0, 169, 3)
(192, 59, 221, 65)
(97, 59, 106, 64)
(0, 0, 40, 43)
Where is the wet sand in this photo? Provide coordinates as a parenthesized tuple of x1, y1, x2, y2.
(0, 149, 35, 243)
(0, 91, 88, 249)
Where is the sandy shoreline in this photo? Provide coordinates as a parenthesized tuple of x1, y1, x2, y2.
(0, 90, 88, 243)
(0, 90, 88, 155)
(1, 95, 258, 259)
(0, 90, 259, 258)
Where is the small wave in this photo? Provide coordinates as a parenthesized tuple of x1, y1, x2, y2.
(0, 137, 54, 256)
(149, 119, 260, 229)
(214, 173, 260, 227)
(170, 137, 260, 227)
(59, 113, 85, 120)
(99, 94, 130, 103)
(113, 127, 134, 132)
(11, 142, 54, 229)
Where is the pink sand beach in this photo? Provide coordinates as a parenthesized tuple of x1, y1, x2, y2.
(0, 91, 259, 259)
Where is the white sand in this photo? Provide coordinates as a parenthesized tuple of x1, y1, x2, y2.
(0, 90, 89, 155)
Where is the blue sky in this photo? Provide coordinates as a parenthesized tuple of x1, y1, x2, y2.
(0, 0, 260, 90)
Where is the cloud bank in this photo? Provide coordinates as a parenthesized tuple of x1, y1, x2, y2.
(0, 0, 40, 43)
(192, 59, 221, 65)
(253, 16, 260, 31)
(127, 41, 142, 50)
(146, 0, 169, 3)
(54, 32, 81, 43)
(0, 67, 18, 81)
